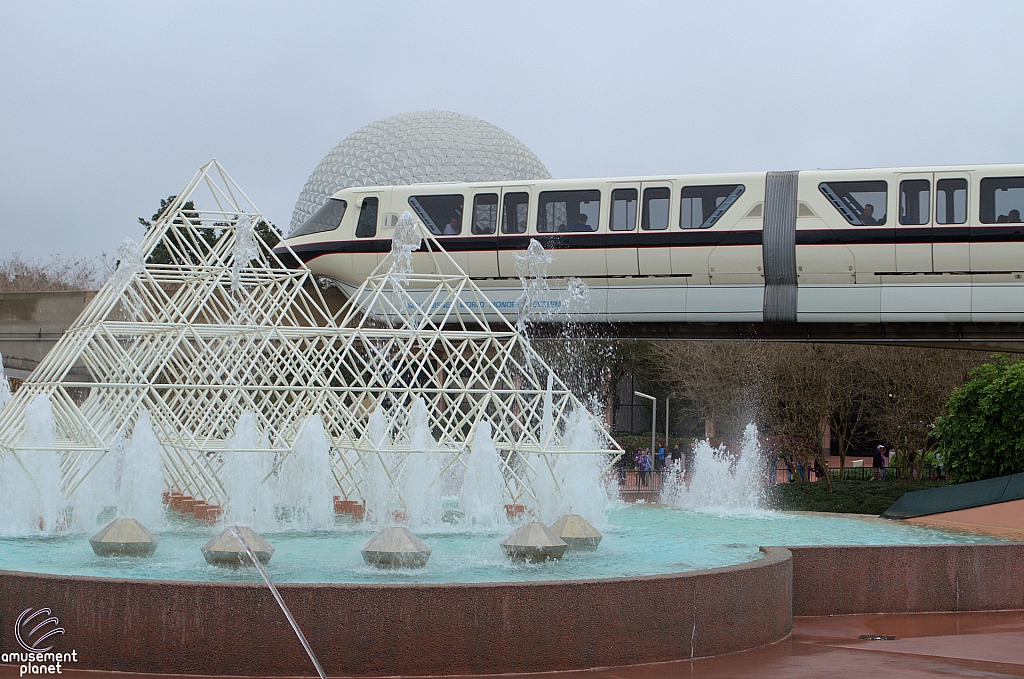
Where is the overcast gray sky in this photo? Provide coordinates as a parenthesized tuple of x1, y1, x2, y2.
(2, 0, 1022, 258)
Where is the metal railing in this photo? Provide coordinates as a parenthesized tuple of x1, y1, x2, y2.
(616, 469, 678, 492)
(827, 465, 941, 482)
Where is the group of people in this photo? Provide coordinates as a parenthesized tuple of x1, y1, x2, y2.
(996, 209, 1022, 223)
(620, 443, 687, 488)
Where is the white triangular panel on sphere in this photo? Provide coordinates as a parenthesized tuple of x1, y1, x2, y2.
(0, 160, 621, 532)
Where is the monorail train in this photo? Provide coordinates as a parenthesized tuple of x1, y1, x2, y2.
(275, 164, 1024, 323)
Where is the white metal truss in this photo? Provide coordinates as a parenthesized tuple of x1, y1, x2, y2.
(0, 160, 622, 510)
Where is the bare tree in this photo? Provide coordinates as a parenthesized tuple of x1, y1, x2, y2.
(646, 341, 760, 442)
(754, 344, 847, 491)
(865, 346, 986, 483)
(0, 253, 112, 292)
(825, 345, 874, 480)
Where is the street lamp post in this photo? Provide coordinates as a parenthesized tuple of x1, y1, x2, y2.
(665, 396, 671, 461)
(634, 391, 656, 466)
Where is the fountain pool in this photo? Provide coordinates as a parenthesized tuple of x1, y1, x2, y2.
(0, 503, 1006, 584)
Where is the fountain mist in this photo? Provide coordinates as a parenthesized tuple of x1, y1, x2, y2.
(458, 420, 508, 528)
(0, 352, 11, 411)
(400, 398, 443, 529)
(662, 423, 768, 513)
(362, 407, 397, 525)
(533, 408, 611, 527)
(277, 415, 335, 530)
(0, 395, 63, 533)
(222, 411, 276, 531)
(117, 409, 167, 528)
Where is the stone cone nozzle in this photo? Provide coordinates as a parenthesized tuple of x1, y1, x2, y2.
(201, 525, 274, 567)
(361, 526, 432, 569)
(89, 518, 160, 557)
(500, 521, 567, 562)
(549, 514, 602, 551)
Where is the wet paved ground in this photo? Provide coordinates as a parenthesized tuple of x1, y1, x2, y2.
(5, 610, 1024, 679)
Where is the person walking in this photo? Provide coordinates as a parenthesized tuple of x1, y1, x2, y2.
(656, 445, 666, 471)
(872, 445, 885, 481)
(671, 443, 681, 468)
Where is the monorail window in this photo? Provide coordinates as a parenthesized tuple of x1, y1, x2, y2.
(818, 181, 887, 225)
(537, 190, 601, 232)
(472, 194, 498, 235)
(502, 192, 529, 234)
(291, 198, 347, 237)
(610, 189, 637, 231)
(679, 184, 744, 229)
(899, 180, 930, 225)
(980, 177, 1024, 224)
(936, 179, 967, 225)
(355, 197, 378, 238)
(642, 187, 671, 231)
(409, 194, 464, 235)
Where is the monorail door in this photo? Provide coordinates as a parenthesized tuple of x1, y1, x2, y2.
(932, 171, 971, 321)
(352, 192, 384, 278)
(497, 188, 531, 279)
(467, 190, 500, 278)
(896, 173, 934, 273)
(607, 182, 640, 276)
(932, 171, 970, 273)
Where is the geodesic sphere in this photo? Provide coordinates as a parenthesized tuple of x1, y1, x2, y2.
(289, 110, 551, 232)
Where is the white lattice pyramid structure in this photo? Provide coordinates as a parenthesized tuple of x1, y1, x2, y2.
(0, 160, 621, 510)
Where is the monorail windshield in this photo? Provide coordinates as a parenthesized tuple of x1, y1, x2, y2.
(291, 198, 347, 237)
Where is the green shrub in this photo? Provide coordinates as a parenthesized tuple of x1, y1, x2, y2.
(771, 480, 946, 515)
(934, 358, 1024, 483)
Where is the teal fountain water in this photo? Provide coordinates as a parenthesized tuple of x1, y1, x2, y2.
(0, 393, 1007, 584)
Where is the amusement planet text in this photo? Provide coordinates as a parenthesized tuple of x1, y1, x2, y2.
(2, 651, 78, 676)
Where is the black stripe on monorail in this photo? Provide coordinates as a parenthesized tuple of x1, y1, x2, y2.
(275, 231, 759, 266)
(273, 225, 1024, 268)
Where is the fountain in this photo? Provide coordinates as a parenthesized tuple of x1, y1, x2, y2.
(0, 352, 11, 410)
(0, 394, 63, 533)
(549, 514, 602, 551)
(202, 525, 275, 566)
(89, 518, 159, 557)
(500, 521, 568, 562)
(361, 527, 432, 568)
(115, 409, 168, 528)
(458, 420, 508, 528)
(662, 423, 769, 513)
(222, 412, 277, 532)
(0, 162, 1012, 678)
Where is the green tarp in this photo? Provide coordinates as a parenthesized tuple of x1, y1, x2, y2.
(881, 472, 1024, 519)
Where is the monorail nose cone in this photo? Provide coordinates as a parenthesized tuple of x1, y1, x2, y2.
(89, 518, 160, 557)
(501, 521, 568, 562)
(361, 526, 432, 569)
(549, 514, 602, 551)
(201, 525, 274, 567)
